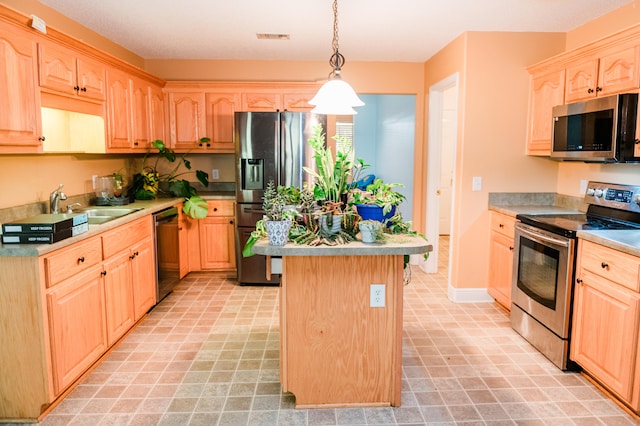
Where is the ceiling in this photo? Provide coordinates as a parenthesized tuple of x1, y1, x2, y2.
(39, 0, 634, 63)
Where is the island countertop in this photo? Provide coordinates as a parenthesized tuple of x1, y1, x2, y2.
(252, 234, 432, 257)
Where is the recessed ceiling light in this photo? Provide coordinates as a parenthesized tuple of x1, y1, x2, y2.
(256, 33, 290, 40)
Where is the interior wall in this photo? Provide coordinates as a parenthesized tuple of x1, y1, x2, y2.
(424, 31, 566, 291)
(566, 1, 640, 50)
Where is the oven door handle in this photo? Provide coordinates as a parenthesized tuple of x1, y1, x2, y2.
(517, 225, 572, 248)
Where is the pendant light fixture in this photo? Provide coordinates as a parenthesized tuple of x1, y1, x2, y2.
(309, 0, 364, 115)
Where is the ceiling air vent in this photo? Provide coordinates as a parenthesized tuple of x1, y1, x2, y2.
(256, 33, 290, 40)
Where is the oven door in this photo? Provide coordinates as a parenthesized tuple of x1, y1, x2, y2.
(511, 222, 575, 339)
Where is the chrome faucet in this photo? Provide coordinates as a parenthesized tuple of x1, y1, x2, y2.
(50, 184, 67, 214)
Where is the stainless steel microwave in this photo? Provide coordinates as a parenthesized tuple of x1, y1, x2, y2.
(551, 93, 639, 163)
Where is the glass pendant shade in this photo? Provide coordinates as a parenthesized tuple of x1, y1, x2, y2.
(309, 78, 364, 114)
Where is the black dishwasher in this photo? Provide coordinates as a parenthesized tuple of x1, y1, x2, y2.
(153, 206, 181, 302)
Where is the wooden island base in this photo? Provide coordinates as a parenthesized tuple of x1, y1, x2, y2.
(279, 254, 404, 408)
(254, 236, 431, 408)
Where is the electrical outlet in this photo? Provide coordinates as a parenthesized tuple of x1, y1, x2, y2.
(211, 169, 220, 180)
(370, 284, 385, 308)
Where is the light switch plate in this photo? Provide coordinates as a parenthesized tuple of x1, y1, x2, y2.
(472, 176, 482, 191)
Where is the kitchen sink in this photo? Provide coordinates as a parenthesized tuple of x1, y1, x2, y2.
(78, 207, 142, 225)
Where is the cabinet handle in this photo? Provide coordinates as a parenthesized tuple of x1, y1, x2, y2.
(38, 136, 46, 142)
(587, 88, 594, 94)
(229, 220, 234, 224)
(133, 141, 139, 146)
(499, 223, 504, 228)
(576, 278, 583, 284)
(129, 254, 136, 260)
(73, 85, 80, 92)
(77, 256, 85, 263)
(509, 246, 514, 251)
(80, 87, 87, 92)
(595, 86, 602, 92)
(213, 208, 218, 212)
(601, 262, 609, 269)
(101, 270, 107, 276)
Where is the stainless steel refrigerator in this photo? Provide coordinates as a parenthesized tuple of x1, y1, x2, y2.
(235, 111, 326, 285)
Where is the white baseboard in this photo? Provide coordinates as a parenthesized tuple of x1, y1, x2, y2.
(447, 284, 495, 303)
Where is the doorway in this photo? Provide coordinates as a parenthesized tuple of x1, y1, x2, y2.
(423, 73, 459, 276)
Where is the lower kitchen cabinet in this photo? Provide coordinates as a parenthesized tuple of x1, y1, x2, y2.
(571, 240, 640, 412)
(47, 264, 107, 396)
(488, 212, 517, 310)
(102, 251, 135, 346)
(0, 213, 160, 421)
(186, 199, 236, 275)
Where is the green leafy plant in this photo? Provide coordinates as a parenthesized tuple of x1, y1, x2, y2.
(351, 178, 406, 215)
(128, 139, 209, 219)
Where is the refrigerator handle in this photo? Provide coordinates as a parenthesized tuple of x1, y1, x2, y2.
(275, 118, 281, 187)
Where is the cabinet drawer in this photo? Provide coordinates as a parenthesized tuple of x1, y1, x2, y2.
(580, 240, 640, 292)
(207, 200, 235, 217)
(102, 216, 153, 259)
(44, 237, 103, 288)
(491, 212, 517, 238)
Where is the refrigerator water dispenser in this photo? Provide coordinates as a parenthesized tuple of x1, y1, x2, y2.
(242, 159, 264, 190)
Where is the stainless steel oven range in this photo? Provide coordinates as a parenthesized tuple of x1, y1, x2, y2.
(511, 181, 640, 370)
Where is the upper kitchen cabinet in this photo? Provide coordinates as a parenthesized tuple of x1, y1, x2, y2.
(167, 91, 207, 151)
(564, 45, 640, 103)
(38, 41, 106, 102)
(0, 20, 42, 153)
(242, 91, 281, 111)
(525, 68, 565, 155)
(283, 91, 317, 112)
(106, 69, 165, 152)
(205, 92, 240, 153)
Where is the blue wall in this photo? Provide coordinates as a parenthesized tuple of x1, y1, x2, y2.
(354, 95, 416, 221)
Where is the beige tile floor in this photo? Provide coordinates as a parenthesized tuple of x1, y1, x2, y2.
(38, 238, 640, 425)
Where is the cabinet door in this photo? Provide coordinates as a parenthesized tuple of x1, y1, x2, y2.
(106, 68, 134, 150)
(102, 252, 135, 346)
(242, 92, 281, 111)
(47, 265, 107, 395)
(38, 42, 76, 96)
(75, 54, 107, 101)
(131, 238, 156, 321)
(526, 69, 565, 155)
(597, 45, 640, 98)
(131, 77, 151, 150)
(283, 92, 315, 111)
(167, 92, 206, 150)
(564, 58, 599, 103)
(488, 231, 513, 310)
(199, 216, 236, 270)
(206, 92, 239, 152)
(0, 22, 42, 151)
(178, 207, 189, 278)
(150, 84, 165, 142)
(571, 270, 640, 402)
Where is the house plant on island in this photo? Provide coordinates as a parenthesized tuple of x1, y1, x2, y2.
(127, 140, 209, 219)
(350, 178, 406, 224)
(262, 181, 299, 246)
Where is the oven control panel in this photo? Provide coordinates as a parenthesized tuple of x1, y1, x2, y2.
(585, 182, 640, 212)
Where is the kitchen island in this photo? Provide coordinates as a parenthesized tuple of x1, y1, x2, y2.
(253, 235, 431, 408)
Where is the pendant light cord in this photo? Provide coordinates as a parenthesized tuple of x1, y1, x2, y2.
(329, 0, 345, 78)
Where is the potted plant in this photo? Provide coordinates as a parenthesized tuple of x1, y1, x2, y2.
(358, 219, 383, 243)
(263, 181, 298, 246)
(127, 140, 209, 219)
(351, 178, 406, 223)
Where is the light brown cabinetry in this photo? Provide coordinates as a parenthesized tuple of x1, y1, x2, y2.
(167, 91, 207, 151)
(205, 92, 240, 152)
(38, 41, 106, 101)
(564, 46, 639, 103)
(0, 20, 42, 152)
(571, 240, 640, 412)
(186, 199, 236, 274)
(47, 264, 107, 395)
(488, 212, 517, 310)
(106, 67, 133, 150)
(526, 69, 565, 155)
(0, 213, 160, 421)
(241, 91, 281, 111)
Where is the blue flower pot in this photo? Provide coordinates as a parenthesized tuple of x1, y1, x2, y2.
(355, 204, 395, 223)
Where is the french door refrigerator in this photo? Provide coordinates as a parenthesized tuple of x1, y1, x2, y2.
(235, 111, 326, 285)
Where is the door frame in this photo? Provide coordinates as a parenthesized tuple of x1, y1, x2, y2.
(422, 73, 459, 276)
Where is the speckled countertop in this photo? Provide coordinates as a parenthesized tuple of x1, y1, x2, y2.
(488, 191, 640, 256)
(253, 234, 432, 257)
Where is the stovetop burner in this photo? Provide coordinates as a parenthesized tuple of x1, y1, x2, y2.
(516, 182, 640, 238)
